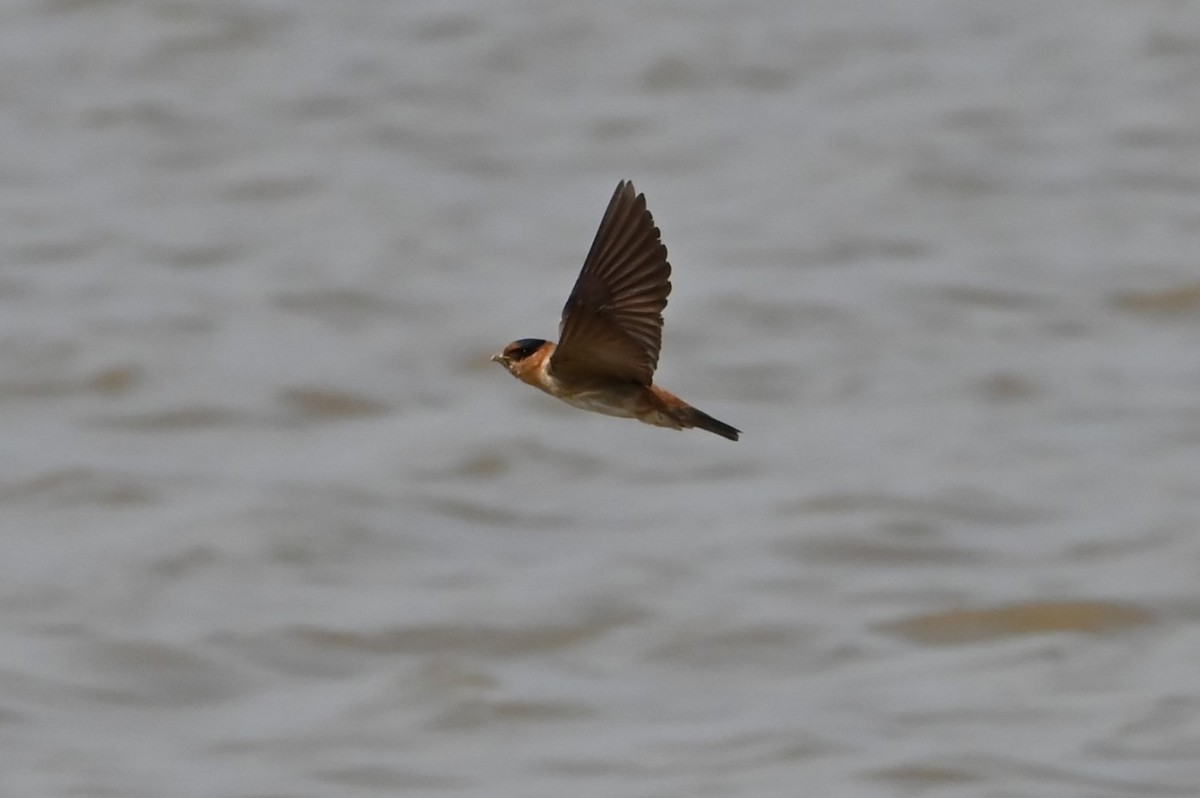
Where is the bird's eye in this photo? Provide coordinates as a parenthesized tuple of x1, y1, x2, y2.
(505, 339, 544, 362)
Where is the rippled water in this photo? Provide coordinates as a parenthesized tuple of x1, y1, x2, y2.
(3, 2, 1200, 796)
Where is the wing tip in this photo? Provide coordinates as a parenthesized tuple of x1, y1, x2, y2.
(614, 179, 640, 203)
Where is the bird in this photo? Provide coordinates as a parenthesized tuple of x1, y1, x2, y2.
(491, 181, 740, 441)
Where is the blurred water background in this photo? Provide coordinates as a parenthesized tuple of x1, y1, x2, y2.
(2, 1, 1200, 796)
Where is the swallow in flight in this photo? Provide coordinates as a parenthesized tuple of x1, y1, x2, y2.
(491, 181, 739, 441)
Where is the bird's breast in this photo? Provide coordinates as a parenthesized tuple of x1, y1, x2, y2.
(515, 349, 653, 419)
(554, 387, 643, 419)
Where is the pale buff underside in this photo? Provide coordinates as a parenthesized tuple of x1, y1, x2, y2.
(507, 344, 683, 429)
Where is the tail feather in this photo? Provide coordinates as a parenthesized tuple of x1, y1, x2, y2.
(647, 385, 740, 441)
(682, 406, 740, 441)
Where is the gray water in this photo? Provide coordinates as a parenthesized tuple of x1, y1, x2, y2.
(3, 2, 1200, 796)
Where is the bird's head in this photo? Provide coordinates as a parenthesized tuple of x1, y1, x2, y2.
(491, 338, 548, 374)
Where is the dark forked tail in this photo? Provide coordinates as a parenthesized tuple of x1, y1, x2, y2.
(649, 385, 740, 441)
(682, 406, 740, 441)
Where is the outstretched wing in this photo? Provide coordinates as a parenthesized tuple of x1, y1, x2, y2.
(549, 181, 671, 385)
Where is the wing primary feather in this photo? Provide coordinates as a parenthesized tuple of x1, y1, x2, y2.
(551, 180, 673, 384)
